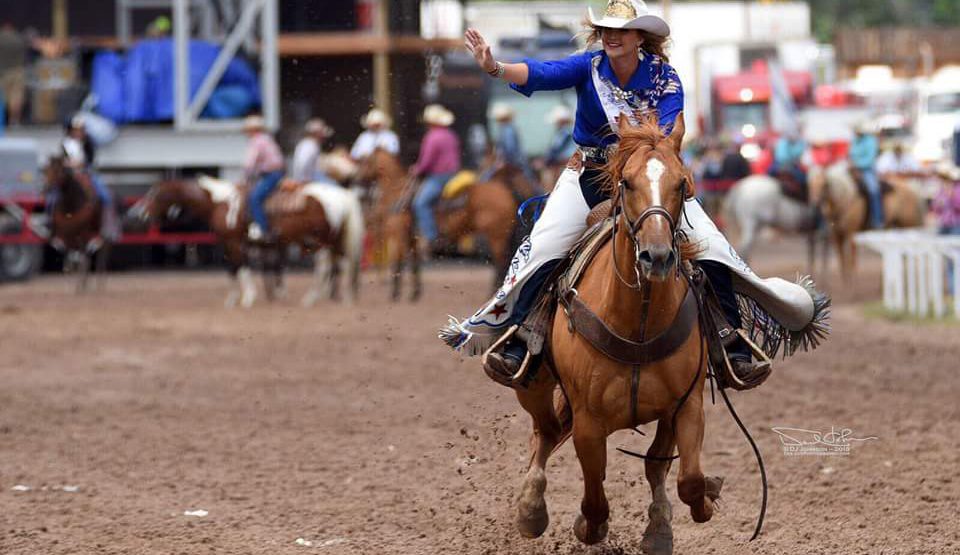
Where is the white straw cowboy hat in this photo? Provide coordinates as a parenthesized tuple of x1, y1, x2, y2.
(547, 104, 573, 125)
(936, 161, 960, 181)
(361, 108, 391, 129)
(305, 118, 333, 138)
(588, 0, 670, 37)
(490, 103, 515, 122)
(242, 115, 266, 131)
(423, 104, 455, 126)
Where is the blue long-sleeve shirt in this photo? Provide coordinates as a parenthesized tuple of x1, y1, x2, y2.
(774, 137, 805, 167)
(849, 134, 878, 170)
(510, 50, 684, 148)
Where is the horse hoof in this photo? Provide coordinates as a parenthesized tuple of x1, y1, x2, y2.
(640, 531, 673, 555)
(573, 514, 608, 545)
(705, 475, 724, 504)
(516, 469, 549, 538)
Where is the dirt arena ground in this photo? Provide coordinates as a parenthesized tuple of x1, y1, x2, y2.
(1, 237, 958, 554)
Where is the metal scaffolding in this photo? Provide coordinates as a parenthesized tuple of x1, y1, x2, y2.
(115, 0, 280, 132)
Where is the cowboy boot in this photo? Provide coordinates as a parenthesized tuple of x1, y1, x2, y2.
(482, 336, 529, 388)
(723, 334, 772, 390)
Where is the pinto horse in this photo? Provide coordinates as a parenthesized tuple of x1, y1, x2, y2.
(132, 178, 363, 308)
(357, 148, 520, 301)
(513, 115, 721, 554)
(44, 156, 111, 293)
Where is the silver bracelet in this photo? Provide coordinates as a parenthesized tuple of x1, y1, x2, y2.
(487, 61, 505, 79)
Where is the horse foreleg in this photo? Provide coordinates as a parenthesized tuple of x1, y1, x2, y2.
(338, 251, 356, 305)
(302, 249, 331, 308)
(329, 252, 342, 301)
(572, 415, 610, 545)
(76, 253, 91, 295)
(225, 266, 241, 309)
(641, 419, 677, 555)
(239, 266, 257, 309)
(514, 368, 562, 538)
(675, 395, 721, 524)
(409, 238, 422, 303)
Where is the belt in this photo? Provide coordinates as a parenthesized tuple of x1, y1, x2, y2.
(578, 145, 616, 165)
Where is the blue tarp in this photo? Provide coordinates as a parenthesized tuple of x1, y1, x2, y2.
(91, 38, 261, 124)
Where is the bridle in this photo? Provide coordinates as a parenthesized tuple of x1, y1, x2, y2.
(610, 174, 690, 291)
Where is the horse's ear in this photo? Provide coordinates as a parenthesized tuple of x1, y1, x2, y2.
(617, 112, 633, 135)
(667, 112, 685, 155)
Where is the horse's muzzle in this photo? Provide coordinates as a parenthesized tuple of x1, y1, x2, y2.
(638, 243, 676, 281)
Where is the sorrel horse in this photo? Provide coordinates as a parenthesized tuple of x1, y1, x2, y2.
(132, 177, 363, 308)
(808, 163, 923, 282)
(44, 156, 112, 293)
(513, 115, 721, 554)
(357, 148, 521, 301)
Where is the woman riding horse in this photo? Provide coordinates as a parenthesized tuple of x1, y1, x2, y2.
(447, 0, 768, 386)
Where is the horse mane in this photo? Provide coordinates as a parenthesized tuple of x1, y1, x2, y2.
(599, 114, 701, 260)
(599, 114, 667, 194)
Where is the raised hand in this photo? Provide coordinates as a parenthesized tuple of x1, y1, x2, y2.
(464, 28, 496, 73)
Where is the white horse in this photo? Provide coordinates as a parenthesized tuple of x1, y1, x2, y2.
(722, 174, 826, 273)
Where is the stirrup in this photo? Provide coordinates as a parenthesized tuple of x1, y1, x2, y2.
(481, 325, 534, 389)
(718, 329, 773, 391)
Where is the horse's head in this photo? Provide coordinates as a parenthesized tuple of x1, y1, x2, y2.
(44, 155, 72, 192)
(356, 147, 402, 184)
(604, 113, 694, 282)
(132, 180, 191, 224)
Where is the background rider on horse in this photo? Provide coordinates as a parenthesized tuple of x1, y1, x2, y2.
(410, 104, 461, 256)
(243, 115, 285, 243)
(53, 114, 119, 241)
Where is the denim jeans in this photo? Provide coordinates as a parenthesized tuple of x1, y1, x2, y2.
(413, 172, 453, 242)
(860, 168, 884, 228)
(249, 171, 284, 232)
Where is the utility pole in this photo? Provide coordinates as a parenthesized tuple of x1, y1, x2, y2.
(53, 0, 68, 41)
(373, 0, 391, 115)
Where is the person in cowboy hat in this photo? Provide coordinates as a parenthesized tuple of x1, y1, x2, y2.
(411, 104, 461, 254)
(484, 102, 537, 186)
(350, 108, 400, 161)
(849, 120, 883, 229)
(545, 104, 577, 166)
(453, 0, 771, 388)
(242, 114, 285, 242)
(291, 118, 335, 184)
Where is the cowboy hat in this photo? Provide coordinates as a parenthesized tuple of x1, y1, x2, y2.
(243, 115, 266, 131)
(546, 104, 573, 125)
(361, 108, 391, 129)
(423, 104, 455, 127)
(935, 160, 960, 181)
(305, 118, 333, 138)
(490, 103, 515, 121)
(588, 0, 670, 37)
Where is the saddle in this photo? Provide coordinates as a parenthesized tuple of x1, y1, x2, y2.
(774, 168, 809, 204)
(485, 205, 769, 390)
(848, 168, 895, 228)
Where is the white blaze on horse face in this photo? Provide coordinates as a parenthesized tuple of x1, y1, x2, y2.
(645, 157, 666, 207)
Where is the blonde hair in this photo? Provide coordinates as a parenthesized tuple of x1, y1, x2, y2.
(579, 18, 671, 63)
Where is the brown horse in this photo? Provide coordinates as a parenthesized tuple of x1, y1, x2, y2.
(44, 156, 112, 293)
(132, 177, 363, 308)
(512, 115, 721, 554)
(808, 163, 923, 282)
(357, 148, 522, 301)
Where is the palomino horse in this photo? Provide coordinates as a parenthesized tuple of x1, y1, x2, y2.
(132, 178, 363, 307)
(809, 162, 923, 282)
(357, 148, 520, 301)
(44, 156, 112, 293)
(513, 115, 720, 554)
(723, 174, 827, 273)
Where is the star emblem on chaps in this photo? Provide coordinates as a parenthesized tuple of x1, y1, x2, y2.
(490, 303, 508, 320)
